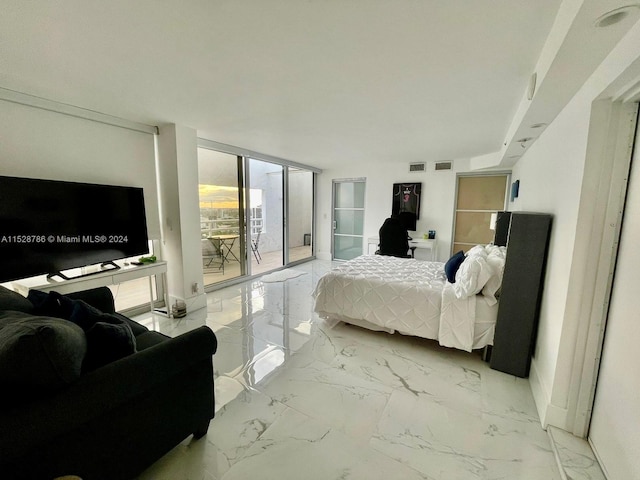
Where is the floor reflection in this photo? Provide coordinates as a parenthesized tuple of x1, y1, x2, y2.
(134, 259, 332, 411)
(135, 259, 566, 480)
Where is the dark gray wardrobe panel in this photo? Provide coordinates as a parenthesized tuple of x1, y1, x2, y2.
(490, 212, 552, 377)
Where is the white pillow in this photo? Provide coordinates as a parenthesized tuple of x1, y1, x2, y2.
(484, 244, 506, 258)
(466, 245, 487, 258)
(481, 246, 507, 305)
(453, 254, 494, 299)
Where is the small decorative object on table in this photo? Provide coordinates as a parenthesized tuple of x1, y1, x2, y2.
(132, 255, 156, 266)
(172, 299, 187, 318)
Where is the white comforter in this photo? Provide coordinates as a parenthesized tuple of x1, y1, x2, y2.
(313, 255, 493, 351)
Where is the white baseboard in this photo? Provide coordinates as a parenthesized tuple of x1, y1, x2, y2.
(187, 292, 207, 312)
(316, 251, 332, 261)
(529, 358, 550, 427)
(529, 358, 569, 430)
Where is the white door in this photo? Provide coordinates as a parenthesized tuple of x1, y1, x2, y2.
(332, 179, 365, 261)
(588, 117, 640, 479)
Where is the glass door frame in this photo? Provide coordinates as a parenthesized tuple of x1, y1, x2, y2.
(197, 138, 319, 288)
(331, 177, 366, 261)
(244, 157, 285, 277)
(284, 166, 316, 267)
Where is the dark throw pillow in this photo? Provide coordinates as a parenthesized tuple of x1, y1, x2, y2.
(27, 289, 74, 319)
(68, 299, 137, 372)
(0, 311, 86, 395)
(0, 285, 34, 313)
(84, 321, 137, 371)
(28, 291, 137, 372)
(444, 250, 466, 283)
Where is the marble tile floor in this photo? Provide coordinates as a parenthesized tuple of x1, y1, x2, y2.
(134, 259, 567, 480)
(547, 426, 606, 480)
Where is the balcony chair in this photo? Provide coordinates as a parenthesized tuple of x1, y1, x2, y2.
(251, 231, 262, 264)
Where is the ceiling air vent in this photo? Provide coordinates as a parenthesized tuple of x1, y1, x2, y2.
(409, 162, 426, 173)
(435, 161, 452, 171)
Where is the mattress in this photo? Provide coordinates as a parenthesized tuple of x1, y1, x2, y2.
(312, 255, 497, 350)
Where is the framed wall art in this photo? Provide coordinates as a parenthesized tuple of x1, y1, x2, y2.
(392, 182, 421, 231)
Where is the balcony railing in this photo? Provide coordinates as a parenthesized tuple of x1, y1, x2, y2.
(200, 218, 263, 238)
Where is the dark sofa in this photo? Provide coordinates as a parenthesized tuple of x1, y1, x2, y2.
(0, 285, 217, 480)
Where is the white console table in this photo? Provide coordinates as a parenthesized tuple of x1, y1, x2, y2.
(367, 237, 437, 261)
(9, 261, 167, 313)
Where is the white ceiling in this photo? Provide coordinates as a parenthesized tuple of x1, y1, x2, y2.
(0, 0, 609, 170)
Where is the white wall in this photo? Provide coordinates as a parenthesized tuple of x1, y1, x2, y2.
(316, 158, 482, 262)
(509, 95, 588, 425)
(510, 20, 640, 429)
(0, 100, 160, 238)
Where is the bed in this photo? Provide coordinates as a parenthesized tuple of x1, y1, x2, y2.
(313, 243, 507, 352)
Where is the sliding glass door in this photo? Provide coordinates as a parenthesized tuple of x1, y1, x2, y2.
(287, 167, 314, 263)
(198, 143, 316, 286)
(248, 158, 284, 275)
(198, 149, 245, 287)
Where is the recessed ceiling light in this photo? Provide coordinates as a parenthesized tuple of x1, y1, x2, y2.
(594, 5, 640, 28)
(530, 123, 547, 129)
(517, 137, 533, 143)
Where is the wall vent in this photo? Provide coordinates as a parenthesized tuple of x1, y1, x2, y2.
(409, 162, 426, 172)
(435, 161, 452, 171)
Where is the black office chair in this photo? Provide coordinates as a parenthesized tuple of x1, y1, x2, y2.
(377, 217, 412, 258)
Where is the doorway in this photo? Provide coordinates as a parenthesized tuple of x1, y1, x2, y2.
(332, 178, 366, 261)
(247, 158, 284, 275)
(588, 106, 640, 479)
(197, 149, 245, 287)
(287, 167, 314, 263)
(197, 142, 318, 286)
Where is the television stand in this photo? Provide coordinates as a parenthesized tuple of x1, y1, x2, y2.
(47, 261, 121, 281)
(12, 261, 167, 315)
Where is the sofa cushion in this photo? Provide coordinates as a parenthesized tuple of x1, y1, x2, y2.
(0, 311, 86, 394)
(135, 330, 170, 351)
(113, 312, 149, 336)
(68, 299, 137, 372)
(27, 289, 74, 319)
(66, 286, 116, 314)
(0, 286, 34, 313)
(27, 290, 137, 372)
(84, 322, 137, 371)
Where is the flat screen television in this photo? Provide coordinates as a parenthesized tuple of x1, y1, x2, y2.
(0, 175, 149, 283)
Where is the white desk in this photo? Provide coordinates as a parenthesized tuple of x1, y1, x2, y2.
(10, 261, 167, 312)
(367, 237, 437, 261)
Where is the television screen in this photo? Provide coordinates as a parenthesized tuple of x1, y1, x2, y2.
(0, 175, 149, 282)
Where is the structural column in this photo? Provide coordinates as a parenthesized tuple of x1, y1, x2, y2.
(156, 124, 206, 313)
